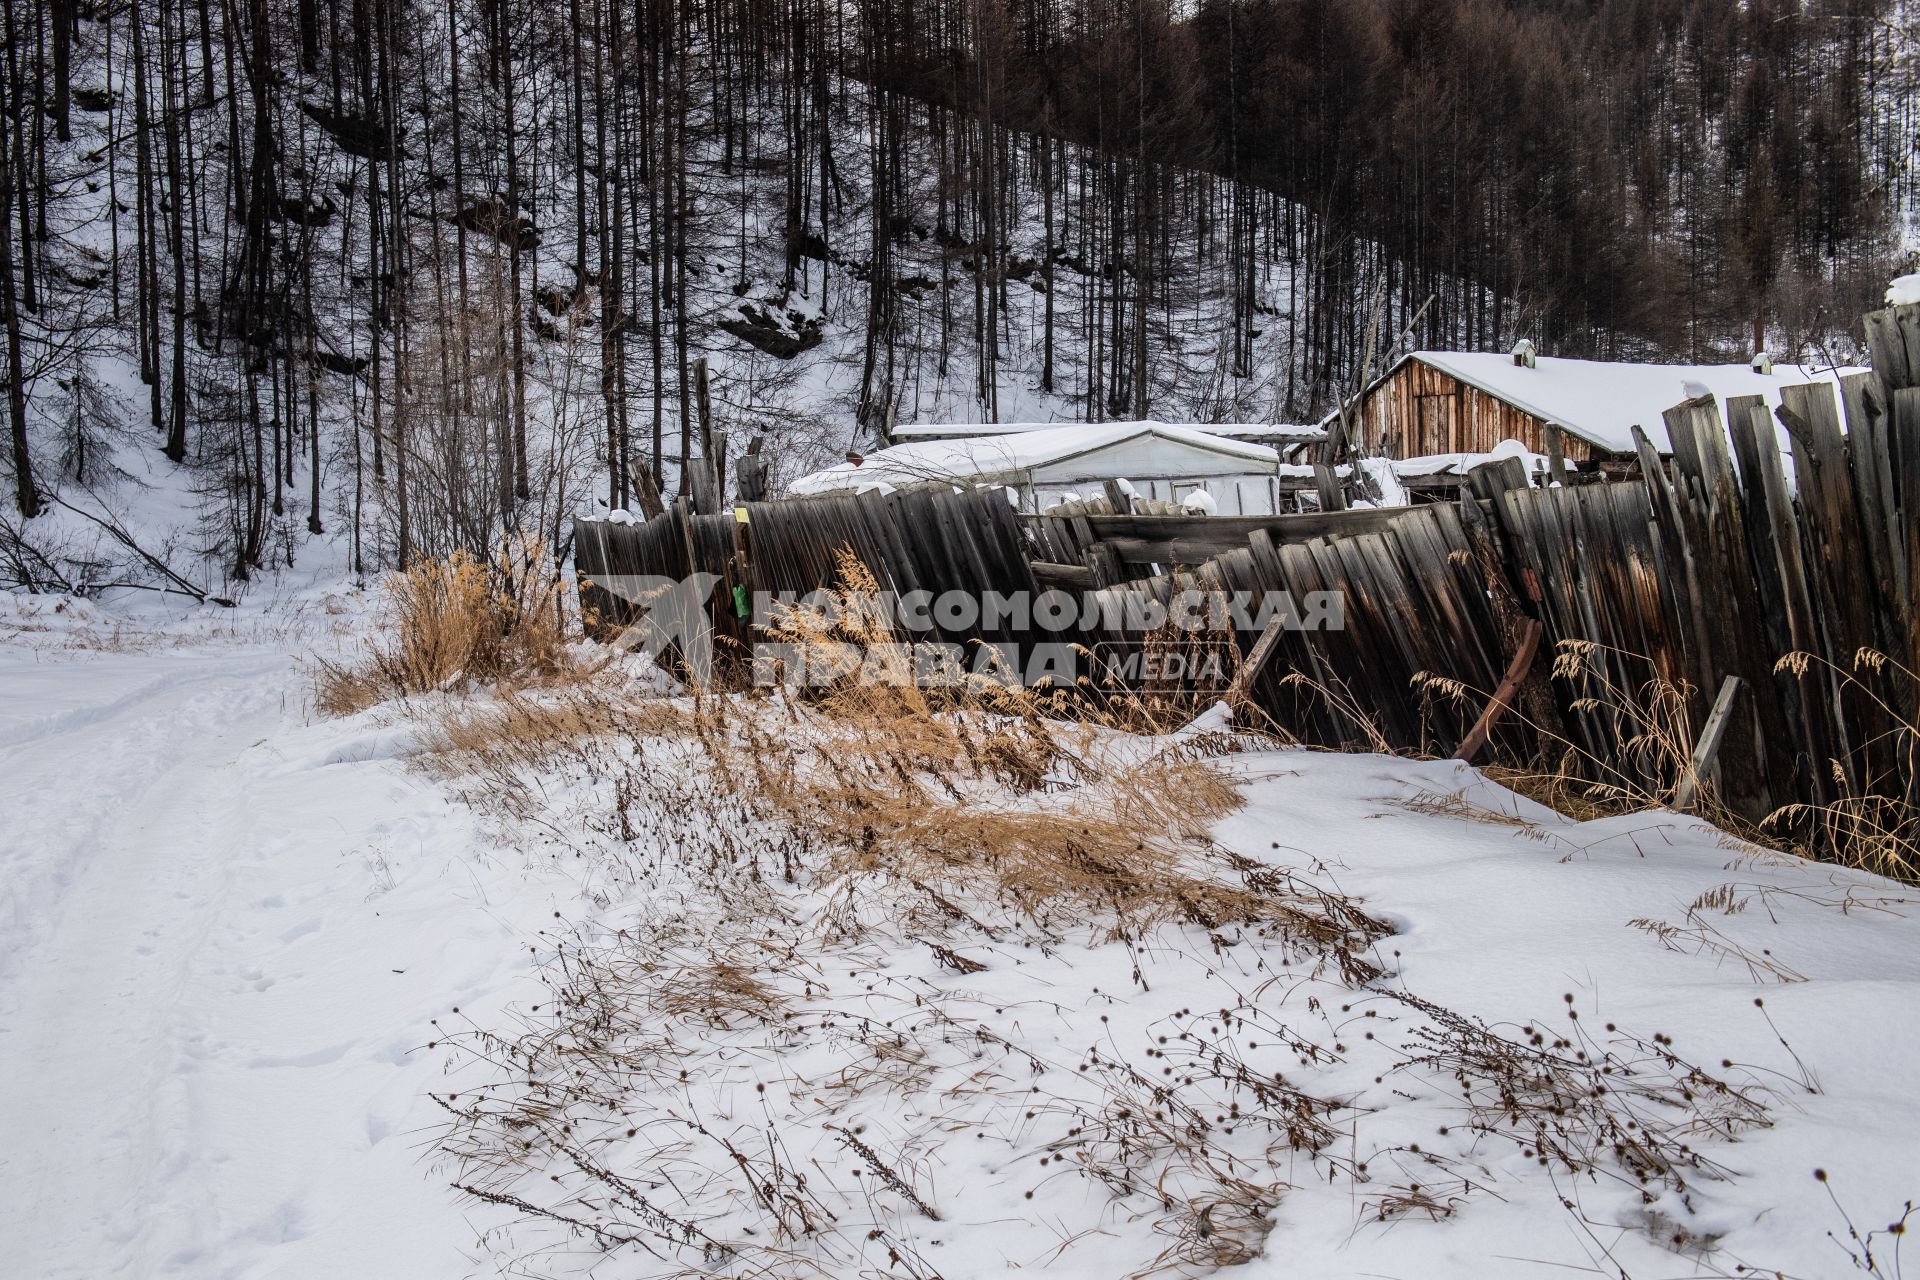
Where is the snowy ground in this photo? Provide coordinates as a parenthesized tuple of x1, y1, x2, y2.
(0, 593, 540, 1278)
(3, 594, 1918, 1279)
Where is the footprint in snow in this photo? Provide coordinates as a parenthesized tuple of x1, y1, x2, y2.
(277, 919, 320, 945)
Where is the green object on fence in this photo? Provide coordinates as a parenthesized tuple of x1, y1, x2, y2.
(733, 584, 750, 618)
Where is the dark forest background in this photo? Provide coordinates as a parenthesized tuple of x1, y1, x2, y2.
(1, 0, 1913, 581)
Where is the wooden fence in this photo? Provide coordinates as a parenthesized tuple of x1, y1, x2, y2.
(1079, 305, 1919, 836)
(575, 484, 1045, 676)
(576, 303, 1920, 845)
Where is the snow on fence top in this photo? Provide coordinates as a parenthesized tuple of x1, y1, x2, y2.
(789, 422, 1281, 497)
(1375, 351, 1867, 455)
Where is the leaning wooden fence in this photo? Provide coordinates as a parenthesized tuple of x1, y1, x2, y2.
(577, 303, 1919, 850)
(1082, 304, 1918, 838)
(575, 484, 1047, 676)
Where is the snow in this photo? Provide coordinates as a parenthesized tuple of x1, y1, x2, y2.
(888, 420, 1328, 445)
(1393, 444, 1552, 476)
(788, 421, 1280, 496)
(1888, 273, 1920, 306)
(1225, 754, 1920, 1278)
(1357, 455, 1410, 507)
(1374, 353, 1868, 455)
(4, 595, 1919, 1277)
(0, 597, 558, 1277)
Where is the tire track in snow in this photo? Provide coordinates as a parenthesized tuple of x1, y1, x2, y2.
(0, 644, 531, 1278)
(0, 653, 287, 1274)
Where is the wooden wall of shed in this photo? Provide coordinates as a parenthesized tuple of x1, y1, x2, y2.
(1359, 360, 1599, 461)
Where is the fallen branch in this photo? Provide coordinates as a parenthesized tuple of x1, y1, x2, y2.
(45, 494, 234, 606)
(0, 508, 79, 593)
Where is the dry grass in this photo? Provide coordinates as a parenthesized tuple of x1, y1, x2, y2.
(409, 556, 1413, 1276)
(1766, 649, 1920, 881)
(1281, 666, 1394, 755)
(1385, 987, 1771, 1201)
(418, 684, 696, 772)
(413, 700, 1781, 1277)
(313, 539, 576, 715)
(420, 692, 1391, 1276)
(1394, 786, 1550, 834)
(1417, 643, 1920, 884)
(398, 555, 1362, 952)
(1479, 763, 1643, 823)
(1098, 596, 1249, 736)
(1415, 641, 1772, 847)
(1626, 914, 1809, 985)
(407, 556, 1804, 1277)
(584, 552, 1257, 938)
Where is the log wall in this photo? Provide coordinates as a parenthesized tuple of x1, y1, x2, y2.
(1359, 357, 1603, 461)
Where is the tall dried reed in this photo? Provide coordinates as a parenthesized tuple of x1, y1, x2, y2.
(1767, 648, 1920, 881)
(1413, 640, 1735, 827)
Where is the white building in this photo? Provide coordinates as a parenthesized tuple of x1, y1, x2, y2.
(787, 421, 1290, 515)
(886, 419, 1326, 452)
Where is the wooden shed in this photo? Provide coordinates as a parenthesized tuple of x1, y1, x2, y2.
(1338, 344, 1865, 463)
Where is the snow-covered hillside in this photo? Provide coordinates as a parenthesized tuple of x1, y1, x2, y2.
(3, 1, 1467, 599)
(5, 4, 1920, 1272)
(3, 596, 1916, 1279)
(17, 0, 1912, 599)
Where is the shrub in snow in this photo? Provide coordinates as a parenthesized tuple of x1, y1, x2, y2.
(312, 540, 575, 715)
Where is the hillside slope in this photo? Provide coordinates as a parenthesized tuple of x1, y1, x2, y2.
(1, 0, 1913, 596)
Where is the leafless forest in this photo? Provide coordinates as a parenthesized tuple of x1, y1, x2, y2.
(2, 0, 1915, 583)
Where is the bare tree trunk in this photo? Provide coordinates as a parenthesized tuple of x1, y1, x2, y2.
(49, 0, 71, 142)
(160, 0, 190, 462)
(1040, 129, 1054, 392)
(503, 33, 528, 505)
(672, 6, 690, 495)
(379, 0, 411, 558)
(129, 5, 161, 430)
(0, 106, 36, 516)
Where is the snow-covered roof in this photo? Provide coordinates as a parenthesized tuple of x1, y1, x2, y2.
(789, 423, 1278, 497)
(1392, 445, 1551, 477)
(1356, 352, 1868, 454)
(889, 419, 1325, 445)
